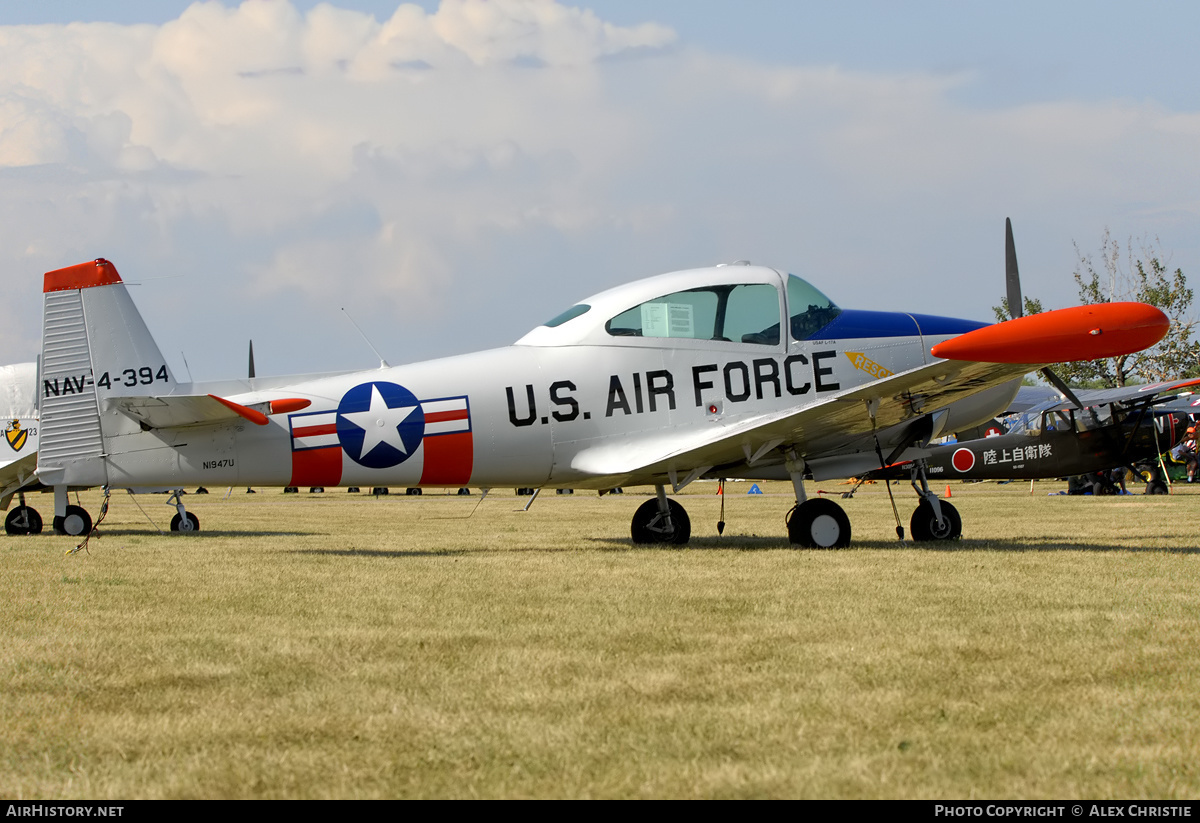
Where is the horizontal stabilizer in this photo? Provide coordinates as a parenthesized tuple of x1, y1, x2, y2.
(931, 303, 1169, 364)
(108, 394, 311, 430)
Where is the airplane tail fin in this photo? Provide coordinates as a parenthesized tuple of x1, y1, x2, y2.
(39, 259, 176, 486)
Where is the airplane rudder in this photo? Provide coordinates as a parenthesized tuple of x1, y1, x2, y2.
(65, 259, 176, 396)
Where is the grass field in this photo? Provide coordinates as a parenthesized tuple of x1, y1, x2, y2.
(3, 480, 1199, 799)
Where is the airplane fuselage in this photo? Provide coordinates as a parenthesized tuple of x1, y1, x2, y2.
(78, 327, 1001, 492)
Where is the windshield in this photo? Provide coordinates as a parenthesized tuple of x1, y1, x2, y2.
(787, 274, 842, 341)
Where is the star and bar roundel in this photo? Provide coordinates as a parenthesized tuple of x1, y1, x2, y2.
(287, 381, 472, 487)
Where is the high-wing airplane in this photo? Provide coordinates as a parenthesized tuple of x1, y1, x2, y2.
(0, 362, 42, 533)
(27, 244, 1169, 547)
(860, 380, 1200, 501)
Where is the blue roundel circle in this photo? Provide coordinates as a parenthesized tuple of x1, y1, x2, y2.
(335, 381, 426, 469)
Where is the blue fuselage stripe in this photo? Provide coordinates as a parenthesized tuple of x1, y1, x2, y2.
(808, 310, 988, 340)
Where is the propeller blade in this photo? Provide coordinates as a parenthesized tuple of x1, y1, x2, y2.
(1005, 217, 1023, 319)
(1006, 218, 1088, 409)
(1039, 366, 1084, 411)
(248, 340, 256, 379)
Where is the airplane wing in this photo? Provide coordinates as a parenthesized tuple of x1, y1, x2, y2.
(0, 452, 39, 508)
(572, 300, 1173, 484)
(1024, 377, 1200, 414)
(108, 394, 312, 429)
(571, 357, 1031, 481)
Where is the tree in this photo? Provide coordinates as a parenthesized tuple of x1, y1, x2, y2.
(994, 230, 1199, 387)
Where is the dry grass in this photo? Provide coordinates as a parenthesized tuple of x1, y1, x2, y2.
(2, 481, 1199, 798)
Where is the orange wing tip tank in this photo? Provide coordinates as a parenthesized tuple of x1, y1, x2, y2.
(931, 303, 1170, 364)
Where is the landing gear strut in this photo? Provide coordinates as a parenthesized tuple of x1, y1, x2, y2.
(168, 489, 200, 532)
(52, 487, 92, 536)
(630, 485, 690, 544)
(908, 461, 961, 542)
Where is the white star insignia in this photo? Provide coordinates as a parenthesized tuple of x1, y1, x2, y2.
(341, 384, 418, 459)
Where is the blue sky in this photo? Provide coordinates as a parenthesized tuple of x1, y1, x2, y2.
(1, 1, 1198, 377)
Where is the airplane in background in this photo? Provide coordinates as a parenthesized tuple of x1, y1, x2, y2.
(0, 362, 42, 534)
(17, 228, 1170, 547)
(860, 379, 1200, 510)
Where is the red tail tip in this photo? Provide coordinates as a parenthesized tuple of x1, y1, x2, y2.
(44, 259, 123, 293)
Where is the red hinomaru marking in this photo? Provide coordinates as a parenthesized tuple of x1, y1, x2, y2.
(931, 303, 1169, 364)
(951, 448, 976, 473)
(44, 259, 123, 293)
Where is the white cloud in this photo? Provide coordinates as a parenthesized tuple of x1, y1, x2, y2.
(0, 0, 1197, 376)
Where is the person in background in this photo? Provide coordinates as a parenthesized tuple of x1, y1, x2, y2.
(1171, 428, 1198, 483)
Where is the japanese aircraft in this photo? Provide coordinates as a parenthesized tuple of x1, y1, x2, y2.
(861, 380, 1200, 499)
(25, 241, 1169, 546)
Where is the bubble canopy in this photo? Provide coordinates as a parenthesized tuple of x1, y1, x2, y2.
(517, 266, 843, 348)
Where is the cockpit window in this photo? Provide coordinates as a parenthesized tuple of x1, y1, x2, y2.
(544, 304, 591, 328)
(1075, 405, 1119, 432)
(787, 274, 842, 341)
(605, 284, 781, 344)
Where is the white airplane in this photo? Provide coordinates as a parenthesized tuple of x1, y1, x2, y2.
(0, 362, 42, 533)
(20, 245, 1168, 546)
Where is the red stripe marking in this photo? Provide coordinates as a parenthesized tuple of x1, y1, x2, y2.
(419, 432, 473, 486)
(290, 446, 342, 487)
(292, 423, 337, 438)
(425, 410, 469, 424)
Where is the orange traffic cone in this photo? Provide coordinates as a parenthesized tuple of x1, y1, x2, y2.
(945, 485, 952, 498)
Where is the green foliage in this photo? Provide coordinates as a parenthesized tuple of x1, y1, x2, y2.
(996, 230, 1200, 387)
(991, 296, 1045, 324)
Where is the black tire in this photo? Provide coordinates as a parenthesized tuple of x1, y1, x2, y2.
(457, 488, 470, 496)
(53, 505, 92, 537)
(910, 499, 962, 542)
(5, 505, 43, 535)
(787, 498, 851, 548)
(170, 512, 200, 533)
(631, 498, 691, 545)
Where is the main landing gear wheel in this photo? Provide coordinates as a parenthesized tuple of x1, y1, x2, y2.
(53, 505, 92, 537)
(170, 512, 200, 532)
(5, 505, 43, 535)
(787, 498, 851, 548)
(909, 500, 962, 542)
(631, 498, 691, 545)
